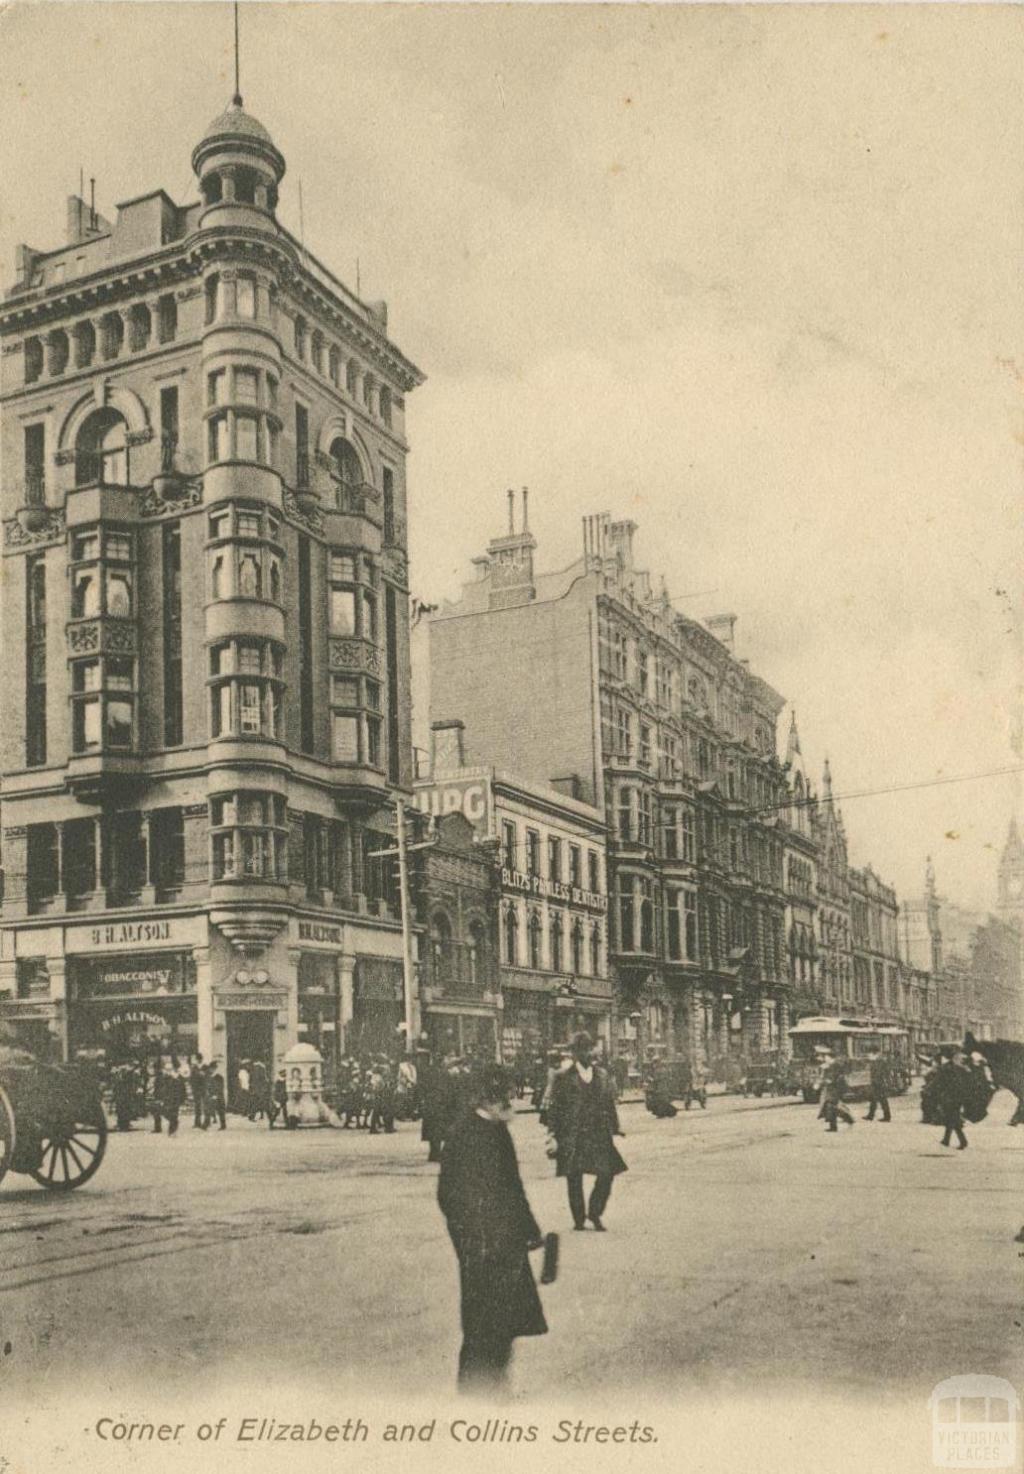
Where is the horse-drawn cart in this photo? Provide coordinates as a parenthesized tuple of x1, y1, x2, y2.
(0, 1060, 108, 1191)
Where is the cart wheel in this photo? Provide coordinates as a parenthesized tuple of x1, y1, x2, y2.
(0, 1084, 15, 1187)
(29, 1100, 107, 1191)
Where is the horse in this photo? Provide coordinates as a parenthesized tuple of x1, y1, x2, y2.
(963, 1034, 1024, 1124)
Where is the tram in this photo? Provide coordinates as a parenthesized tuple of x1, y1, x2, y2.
(788, 1016, 912, 1103)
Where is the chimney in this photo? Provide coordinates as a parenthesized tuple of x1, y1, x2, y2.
(431, 719, 466, 774)
(706, 613, 737, 651)
(507, 488, 515, 535)
(521, 486, 529, 533)
(606, 520, 637, 571)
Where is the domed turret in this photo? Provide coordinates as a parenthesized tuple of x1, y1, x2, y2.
(191, 97, 285, 216)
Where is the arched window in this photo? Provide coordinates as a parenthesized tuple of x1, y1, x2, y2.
(504, 906, 518, 966)
(329, 437, 362, 488)
(238, 554, 261, 599)
(73, 320, 95, 369)
(100, 313, 123, 361)
(294, 315, 307, 359)
(468, 919, 486, 991)
(640, 892, 655, 953)
(204, 273, 220, 325)
(346, 359, 359, 397)
(590, 923, 601, 977)
(234, 168, 257, 205)
(379, 386, 392, 428)
(202, 172, 223, 207)
(75, 409, 129, 488)
(46, 329, 69, 376)
(528, 911, 543, 970)
(235, 273, 257, 318)
(571, 918, 584, 977)
(328, 346, 341, 386)
(311, 332, 324, 374)
(127, 303, 151, 353)
(430, 912, 453, 983)
(550, 912, 563, 973)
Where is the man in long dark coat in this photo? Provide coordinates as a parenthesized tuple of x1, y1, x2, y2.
(547, 1032, 627, 1231)
(864, 1051, 891, 1122)
(438, 1064, 547, 1392)
(935, 1048, 969, 1149)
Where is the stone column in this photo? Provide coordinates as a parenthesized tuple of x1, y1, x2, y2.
(350, 821, 365, 908)
(334, 820, 353, 906)
(182, 805, 208, 897)
(2, 826, 28, 915)
(778, 996, 791, 1060)
(86, 815, 106, 912)
(193, 946, 214, 1061)
(141, 811, 157, 905)
(48, 956, 68, 1060)
(338, 951, 356, 1051)
(0, 959, 17, 1000)
(285, 948, 302, 1053)
(53, 821, 68, 915)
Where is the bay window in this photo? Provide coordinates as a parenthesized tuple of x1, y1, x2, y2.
(209, 638, 284, 740)
(206, 503, 283, 604)
(70, 655, 136, 753)
(70, 527, 134, 620)
(210, 791, 287, 881)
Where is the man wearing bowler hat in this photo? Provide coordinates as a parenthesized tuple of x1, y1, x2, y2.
(547, 1031, 627, 1232)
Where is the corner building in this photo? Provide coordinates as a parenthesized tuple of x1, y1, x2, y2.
(428, 506, 790, 1082)
(0, 98, 424, 1080)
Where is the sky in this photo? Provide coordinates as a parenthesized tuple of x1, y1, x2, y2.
(1, 3, 1020, 913)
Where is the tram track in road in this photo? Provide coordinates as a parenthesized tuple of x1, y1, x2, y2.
(0, 1201, 387, 1296)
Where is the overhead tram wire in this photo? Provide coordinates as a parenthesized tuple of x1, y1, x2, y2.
(752, 763, 1024, 820)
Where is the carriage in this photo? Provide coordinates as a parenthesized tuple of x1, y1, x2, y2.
(0, 1059, 108, 1190)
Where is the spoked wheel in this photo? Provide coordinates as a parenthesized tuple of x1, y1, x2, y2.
(0, 1084, 15, 1187)
(29, 1101, 107, 1191)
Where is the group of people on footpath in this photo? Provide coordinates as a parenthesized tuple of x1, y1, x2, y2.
(437, 1031, 626, 1393)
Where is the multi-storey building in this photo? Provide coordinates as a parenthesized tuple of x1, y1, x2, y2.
(415, 809, 502, 1061)
(781, 714, 819, 1026)
(414, 720, 612, 1062)
(426, 503, 790, 1080)
(0, 95, 424, 1083)
(849, 864, 900, 1018)
(811, 761, 852, 1010)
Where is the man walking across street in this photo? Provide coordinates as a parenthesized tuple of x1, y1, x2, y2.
(160, 1060, 186, 1136)
(191, 1053, 208, 1129)
(864, 1050, 891, 1122)
(547, 1032, 627, 1232)
(935, 1047, 969, 1149)
(437, 1063, 547, 1393)
(206, 1061, 227, 1130)
(819, 1054, 854, 1132)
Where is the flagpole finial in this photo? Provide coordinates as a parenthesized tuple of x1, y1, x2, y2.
(232, 1, 243, 107)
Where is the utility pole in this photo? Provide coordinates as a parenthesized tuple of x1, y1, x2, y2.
(367, 802, 437, 1051)
(395, 799, 417, 1047)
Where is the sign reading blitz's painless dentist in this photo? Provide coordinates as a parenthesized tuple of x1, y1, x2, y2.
(501, 868, 608, 913)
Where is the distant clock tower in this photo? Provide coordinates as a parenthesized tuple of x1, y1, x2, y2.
(997, 818, 1024, 930)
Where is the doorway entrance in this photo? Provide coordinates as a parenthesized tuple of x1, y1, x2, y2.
(225, 1010, 275, 1109)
